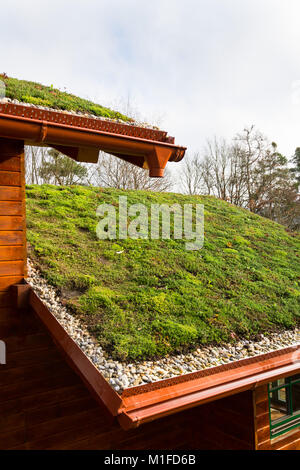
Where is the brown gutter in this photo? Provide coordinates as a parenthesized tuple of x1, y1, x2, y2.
(0, 102, 172, 143)
(119, 346, 299, 429)
(20, 284, 299, 430)
(0, 103, 186, 177)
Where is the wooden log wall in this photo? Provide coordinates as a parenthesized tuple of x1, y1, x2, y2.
(254, 384, 300, 450)
(0, 138, 26, 300)
(0, 303, 256, 450)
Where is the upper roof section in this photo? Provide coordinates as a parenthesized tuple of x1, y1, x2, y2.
(0, 75, 143, 125)
(0, 76, 186, 176)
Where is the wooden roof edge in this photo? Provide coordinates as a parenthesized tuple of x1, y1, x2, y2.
(0, 103, 186, 176)
(0, 101, 169, 141)
(121, 344, 300, 400)
(119, 347, 299, 429)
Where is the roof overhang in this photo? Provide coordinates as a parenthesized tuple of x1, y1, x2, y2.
(0, 103, 186, 177)
(119, 346, 300, 429)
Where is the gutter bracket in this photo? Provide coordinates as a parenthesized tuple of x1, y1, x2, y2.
(40, 121, 48, 143)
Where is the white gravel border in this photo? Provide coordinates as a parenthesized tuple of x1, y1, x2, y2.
(27, 259, 300, 393)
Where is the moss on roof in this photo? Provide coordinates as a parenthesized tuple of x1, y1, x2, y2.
(26, 185, 300, 361)
(0, 74, 132, 122)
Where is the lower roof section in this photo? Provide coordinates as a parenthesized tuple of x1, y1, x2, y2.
(20, 283, 299, 431)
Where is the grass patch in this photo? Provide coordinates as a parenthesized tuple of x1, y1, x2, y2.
(26, 184, 300, 361)
(1, 75, 131, 122)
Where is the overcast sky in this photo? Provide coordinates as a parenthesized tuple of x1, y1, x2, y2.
(1, 0, 300, 179)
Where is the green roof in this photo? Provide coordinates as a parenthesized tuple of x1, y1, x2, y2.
(0, 74, 132, 122)
(26, 185, 300, 361)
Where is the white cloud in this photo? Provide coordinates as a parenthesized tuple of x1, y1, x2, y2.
(1, 0, 300, 175)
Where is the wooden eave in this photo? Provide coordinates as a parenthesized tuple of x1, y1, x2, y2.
(119, 345, 299, 429)
(0, 103, 186, 177)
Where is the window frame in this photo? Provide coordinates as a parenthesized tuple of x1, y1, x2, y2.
(268, 375, 300, 438)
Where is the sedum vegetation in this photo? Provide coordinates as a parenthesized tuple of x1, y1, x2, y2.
(26, 185, 300, 361)
(0, 74, 131, 121)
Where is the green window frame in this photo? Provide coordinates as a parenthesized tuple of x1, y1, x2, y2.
(268, 374, 300, 438)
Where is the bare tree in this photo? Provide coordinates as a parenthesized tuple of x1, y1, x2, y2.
(202, 137, 244, 202)
(25, 146, 49, 184)
(95, 152, 174, 192)
(233, 126, 269, 212)
(181, 152, 205, 195)
(182, 138, 248, 205)
(181, 126, 300, 229)
(25, 146, 174, 192)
